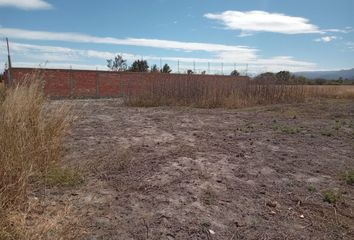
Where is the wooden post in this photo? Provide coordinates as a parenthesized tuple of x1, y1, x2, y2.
(6, 38, 12, 85)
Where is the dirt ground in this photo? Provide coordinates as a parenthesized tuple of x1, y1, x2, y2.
(44, 99, 353, 240)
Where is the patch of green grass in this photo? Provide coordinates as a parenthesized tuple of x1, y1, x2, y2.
(45, 166, 83, 187)
(333, 122, 342, 131)
(307, 185, 316, 192)
(344, 169, 354, 185)
(322, 190, 341, 204)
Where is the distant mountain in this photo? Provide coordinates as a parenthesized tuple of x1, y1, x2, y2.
(294, 68, 354, 80)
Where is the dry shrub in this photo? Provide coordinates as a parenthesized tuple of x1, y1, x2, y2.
(0, 72, 74, 238)
(0, 82, 5, 102)
(122, 76, 307, 108)
(2, 198, 85, 240)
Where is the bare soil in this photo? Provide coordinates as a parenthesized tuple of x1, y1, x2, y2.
(43, 99, 353, 240)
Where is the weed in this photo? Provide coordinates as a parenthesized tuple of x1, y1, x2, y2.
(344, 169, 354, 185)
(123, 77, 308, 108)
(0, 72, 74, 239)
(333, 121, 343, 131)
(0, 82, 5, 102)
(308, 185, 317, 192)
(45, 166, 83, 187)
(273, 124, 300, 134)
(323, 190, 341, 204)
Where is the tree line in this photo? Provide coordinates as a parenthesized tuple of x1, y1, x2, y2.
(106, 55, 354, 84)
(107, 55, 171, 73)
(254, 71, 354, 85)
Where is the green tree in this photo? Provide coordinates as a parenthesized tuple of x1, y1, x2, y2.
(106, 54, 127, 71)
(187, 69, 194, 75)
(151, 64, 159, 73)
(275, 71, 291, 83)
(160, 64, 172, 73)
(255, 72, 276, 82)
(129, 60, 149, 72)
(315, 78, 326, 85)
(230, 70, 240, 76)
(295, 76, 307, 84)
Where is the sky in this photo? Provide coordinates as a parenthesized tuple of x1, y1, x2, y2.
(0, 0, 353, 75)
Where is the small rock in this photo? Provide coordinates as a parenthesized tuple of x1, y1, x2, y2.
(209, 229, 215, 235)
(266, 201, 279, 208)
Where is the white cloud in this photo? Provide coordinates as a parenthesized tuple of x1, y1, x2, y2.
(204, 10, 323, 34)
(314, 36, 337, 42)
(346, 42, 354, 51)
(0, 27, 256, 54)
(0, 41, 317, 73)
(324, 28, 351, 33)
(238, 32, 254, 37)
(0, 0, 52, 10)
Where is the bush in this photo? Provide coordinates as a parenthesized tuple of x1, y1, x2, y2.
(323, 190, 341, 204)
(0, 72, 73, 209)
(345, 169, 354, 185)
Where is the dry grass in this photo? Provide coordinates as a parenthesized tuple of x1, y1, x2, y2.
(0, 72, 75, 239)
(304, 85, 354, 99)
(2, 198, 85, 240)
(122, 77, 354, 108)
(122, 77, 310, 108)
(0, 82, 5, 102)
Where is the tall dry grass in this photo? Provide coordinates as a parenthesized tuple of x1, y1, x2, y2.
(122, 77, 307, 108)
(122, 76, 354, 108)
(0, 72, 73, 239)
(0, 82, 5, 102)
(304, 85, 354, 99)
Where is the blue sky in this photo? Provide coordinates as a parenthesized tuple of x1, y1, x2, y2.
(0, 0, 353, 75)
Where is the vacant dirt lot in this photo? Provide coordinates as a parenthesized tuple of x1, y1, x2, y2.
(43, 99, 353, 240)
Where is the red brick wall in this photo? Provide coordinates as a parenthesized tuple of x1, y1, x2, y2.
(5, 68, 248, 98)
(72, 71, 97, 97)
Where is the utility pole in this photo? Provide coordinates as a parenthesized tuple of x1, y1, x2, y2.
(193, 60, 196, 73)
(221, 62, 224, 75)
(6, 38, 12, 84)
(160, 58, 162, 70)
(177, 60, 180, 73)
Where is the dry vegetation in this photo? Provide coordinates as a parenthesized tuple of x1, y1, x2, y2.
(122, 76, 354, 108)
(0, 73, 77, 239)
(304, 85, 354, 99)
(0, 72, 353, 239)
